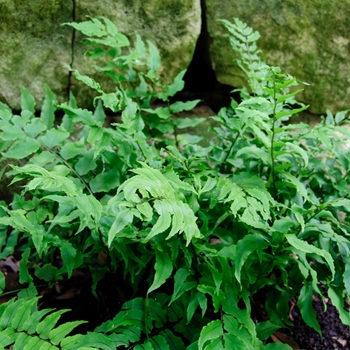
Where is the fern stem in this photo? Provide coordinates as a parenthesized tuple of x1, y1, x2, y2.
(220, 132, 240, 173)
(244, 36, 257, 95)
(45, 146, 94, 196)
(0, 284, 46, 297)
(269, 72, 278, 196)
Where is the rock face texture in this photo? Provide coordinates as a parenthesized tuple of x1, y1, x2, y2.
(0, 0, 201, 110)
(1, 0, 350, 114)
(72, 0, 201, 106)
(205, 0, 350, 114)
(0, 1, 73, 110)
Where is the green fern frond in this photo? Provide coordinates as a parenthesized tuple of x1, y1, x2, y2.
(217, 173, 276, 229)
(0, 297, 87, 350)
(94, 297, 185, 349)
(110, 163, 202, 245)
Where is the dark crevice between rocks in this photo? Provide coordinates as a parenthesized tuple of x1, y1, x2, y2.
(173, 0, 236, 113)
(67, 0, 76, 99)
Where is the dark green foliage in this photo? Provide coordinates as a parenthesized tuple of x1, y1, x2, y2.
(0, 16, 350, 349)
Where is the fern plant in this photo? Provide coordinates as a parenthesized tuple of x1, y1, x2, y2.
(0, 297, 88, 349)
(0, 16, 350, 350)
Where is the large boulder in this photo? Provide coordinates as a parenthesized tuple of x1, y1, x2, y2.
(206, 0, 350, 114)
(72, 0, 201, 105)
(0, 0, 201, 110)
(0, 1, 73, 110)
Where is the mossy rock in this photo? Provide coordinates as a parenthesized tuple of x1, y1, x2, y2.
(0, 0, 201, 110)
(206, 0, 350, 114)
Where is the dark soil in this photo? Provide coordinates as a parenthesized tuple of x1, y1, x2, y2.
(290, 296, 350, 350)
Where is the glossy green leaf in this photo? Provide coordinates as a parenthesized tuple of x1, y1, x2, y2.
(175, 117, 205, 129)
(23, 336, 52, 350)
(159, 330, 185, 350)
(187, 292, 207, 323)
(146, 200, 172, 239)
(63, 17, 107, 37)
(170, 100, 201, 113)
(107, 209, 134, 246)
(24, 118, 47, 138)
(93, 100, 106, 123)
(223, 333, 246, 350)
(59, 104, 95, 126)
(235, 233, 269, 285)
(0, 124, 25, 140)
(36, 310, 70, 339)
(19, 248, 33, 284)
(148, 249, 173, 293)
(35, 264, 61, 282)
(23, 308, 56, 334)
(70, 332, 116, 350)
(41, 85, 56, 128)
(90, 168, 121, 193)
(147, 40, 161, 72)
(297, 284, 321, 335)
(170, 268, 196, 304)
(0, 327, 15, 347)
(72, 68, 103, 93)
(60, 142, 85, 160)
(328, 286, 350, 326)
(40, 129, 70, 148)
(275, 105, 307, 120)
(4, 137, 40, 159)
(13, 332, 31, 350)
(49, 321, 87, 345)
(59, 240, 77, 278)
(134, 341, 154, 350)
(286, 234, 335, 279)
(204, 338, 224, 350)
(10, 298, 37, 331)
(286, 142, 309, 167)
(256, 320, 280, 340)
(75, 149, 97, 175)
(344, 259, 350, 296)
(281, 173, 308, 198)
(0, 298, 26, 329)
(20, 86, 36, 113)
(149, 335, 171, 350)
(0, 271, 4, 294)
(166, 70, 186, 97)
(59, 334, 84, 349)
(198, 320, 223, 350)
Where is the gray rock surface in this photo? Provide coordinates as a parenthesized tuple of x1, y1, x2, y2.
(1, 1, 350, 114)
(0, 0, 201, 110)
(0, 1, 73, 110)
(206, 0, 350, 114)
(72, 0, 201, 106)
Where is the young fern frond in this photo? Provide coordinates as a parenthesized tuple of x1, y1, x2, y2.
(108, 163, 202, 246)
(219, 17, 266, 96)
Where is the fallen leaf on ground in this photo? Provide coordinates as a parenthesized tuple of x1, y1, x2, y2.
(271, 331, 301, 350)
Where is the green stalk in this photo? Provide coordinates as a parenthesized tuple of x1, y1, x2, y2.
(269, 72, 278, 196)
(220, 132, 240, 173)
